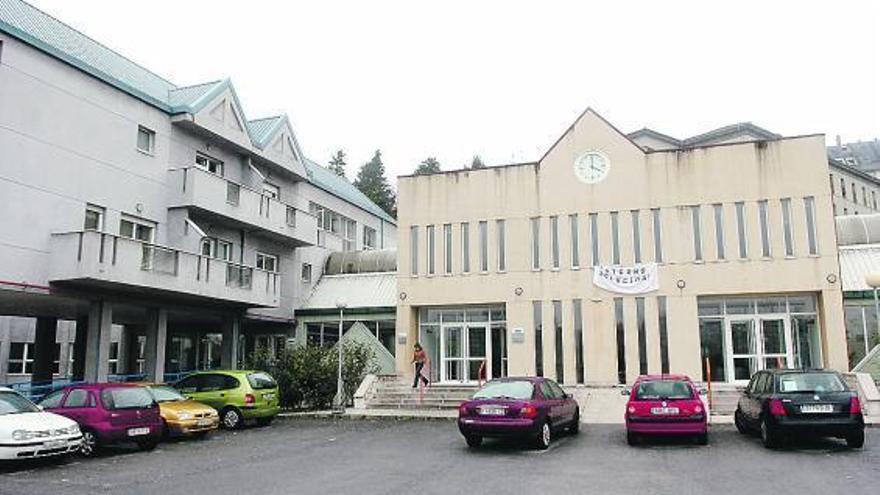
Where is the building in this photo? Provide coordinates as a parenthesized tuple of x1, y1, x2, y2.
(395, 109, 847, 387)
(827, 139, 880, 216)
(0, 0, 396, 386)
(835, 214, 880, 370)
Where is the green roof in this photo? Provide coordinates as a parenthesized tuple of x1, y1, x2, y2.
(304, 159, 396, 224)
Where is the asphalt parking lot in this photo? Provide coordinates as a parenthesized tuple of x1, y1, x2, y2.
(1, 419, 876, 495)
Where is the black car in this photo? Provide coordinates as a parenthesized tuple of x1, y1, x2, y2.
(734, 369, 865, 448)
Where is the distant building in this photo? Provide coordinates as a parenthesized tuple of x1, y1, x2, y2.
(827, 138, 880, 216)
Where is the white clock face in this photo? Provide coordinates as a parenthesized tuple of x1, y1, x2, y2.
(573, 151, 610, 184)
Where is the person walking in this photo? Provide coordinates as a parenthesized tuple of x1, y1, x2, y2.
(412, 343, 430, 388)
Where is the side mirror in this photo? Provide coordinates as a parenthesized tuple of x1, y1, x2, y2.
(564, 393, 573, 400)
(698, 388, 708, 396)
(620, 388, 630, 396)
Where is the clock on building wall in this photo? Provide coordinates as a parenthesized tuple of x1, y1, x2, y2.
(573, 151, 611, 184)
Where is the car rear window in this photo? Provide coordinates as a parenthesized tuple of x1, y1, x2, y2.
(777, 372, 846, 393)
(472, 381, 534, 400)
(149, 386, 186, 402)
(634, 380, 693, 400)
(0, 391, 40, 415)
(247, 372, 277, 390)
(100, 387, 154, 410)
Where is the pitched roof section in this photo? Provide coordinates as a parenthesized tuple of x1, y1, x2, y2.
(829, 140, 880, 173)
(247, 116, 285, 147)
(682, 122, 781, 147)
(300, 272, 397, 311)
(303, 158, 396, 224)
(168, 80, 224, 110)
(627, 128, 682, 147)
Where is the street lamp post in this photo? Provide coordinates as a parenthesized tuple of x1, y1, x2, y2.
(865, 274, 880, 345)
(335, 298, 348, 413)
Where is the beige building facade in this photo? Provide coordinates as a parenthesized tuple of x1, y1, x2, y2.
(395, 109, 847, 387)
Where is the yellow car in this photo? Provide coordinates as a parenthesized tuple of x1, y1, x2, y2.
(143, 384, 219, 438)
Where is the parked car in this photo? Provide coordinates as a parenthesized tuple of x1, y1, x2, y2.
(139, 384, 219, 438)
(173, 370, 279, 429)
(38, 383, 162, 456)
(457, 377, 579, 449)
(0, 387, 82, 461)
(623, 374, 708, 446)
(734, 369, 865, 449)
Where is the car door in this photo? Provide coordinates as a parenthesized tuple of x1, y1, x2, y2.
(194, 374, 229, 409)
(539, 381, 563, 428)
(548, 380, 576, 423)
(58, 388, 92, 424)
(746, 372, 768, 425)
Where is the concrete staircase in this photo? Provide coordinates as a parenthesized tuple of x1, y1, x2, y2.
(705, 385, 744, 416)
(364, 375, 477, 410)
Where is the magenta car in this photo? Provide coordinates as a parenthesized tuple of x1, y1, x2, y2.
(458, 377, 580, 449)
(624, 374, 708, 446)
(38, 383, 162, 456)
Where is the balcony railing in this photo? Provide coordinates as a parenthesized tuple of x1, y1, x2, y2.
(49, 231, 280, 308)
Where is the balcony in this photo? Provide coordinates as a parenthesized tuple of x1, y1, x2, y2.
(48, 231, 280, 308)
(167, 167, 318, 246)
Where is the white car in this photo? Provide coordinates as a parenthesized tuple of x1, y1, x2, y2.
(0, 387, 82, 460)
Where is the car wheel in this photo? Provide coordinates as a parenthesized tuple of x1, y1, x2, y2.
(535, 422, 552, 450)
(696, 432, 708, 446)
(221, 407, 243, 430)
(734, 409, 748, 435)
(136, 439, 158, 452)
(845, 430, 865, 449)
(256, 416, 274, 427)
(193, 431, 210, 440)
(465, 435, 483, 448)
(79, 430, 100, 457)
(569, 410, 580, 435)
(760, 418, 779, 449)
(626, 432, 639, 446)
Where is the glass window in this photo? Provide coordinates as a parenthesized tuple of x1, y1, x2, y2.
(698, 298, 724, 316)
(6, 342, 32, 374)
(195, 153, 223, 175)
(301, 263, 312, 282)
(553, 300, 563, 382)
(590, 213, 600, 266)
(651, 208, 663, 263)
(410, 226, 419, 276)
(569, 214, 580, 268)
(691, 205, 703, 261)
(443, 224, 453, 274)
(256, 252, 278, 272)
(84, 205, 104, 231)
(63, 389, 90, 408)
(473, 381, 533, 400)
(725, 298, 755, 315)
(658, 296, 669, 374)
(573, 299, 584, 384)
(460, 222, 470, 273)
(777, 372, 845, 393)
(426, 225, 435, 275)
(247, 372, 277, 390)
(363, 226, 377, 250)
(120, 217, 155, 243)
(100, 387, 154, 410)
(631, 210, 642, 263)
(136, 126, 155, 154)
(0, 391, 40, 415)
(226, 182, 240, 206)
(610, 211, 620, 265)
(533, 301, 543, 377)
(699, 318, 726, 382)
(781, 198, 794, 256)
(636, 297, 647, 375)
(550, 216, 560, 269)
(530, 217, 540, 270)
(496, 219, 506, 272)
(735, 201, 748, 259)
(804, 196, 818, 255)
(713, 203, 725, 260)
(792, 315, 821, 369)
(615, 298, 625, 384)
(262, 182, 280, 200)
(478, 221, 488, 272)
(758, 199, 771, 257)
(757, 296, 786, 314)
(634, 379, 694, 400)
(37, 390, 65, 409)
(841, 177, 846, 198)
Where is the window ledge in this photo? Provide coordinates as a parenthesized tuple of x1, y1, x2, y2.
(571, 266, 581, 271)
(760, 257, 773, 262)
(784, 255, 797, 260)
(496, 270, 507, 275)
(551, 268, 561, 272)
(136, 148, 155, 157)
(479, 271, 490, 276)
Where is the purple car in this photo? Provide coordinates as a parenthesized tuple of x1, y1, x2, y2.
(458, 377, 580, 449)
(38, 383, 162, 456)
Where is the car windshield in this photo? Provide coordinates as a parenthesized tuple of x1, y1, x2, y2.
(0, 391, 40, 415)
(634, 380, 693, 400)
(149, 386, 186, 402)
(472, 381, 534, 400)
(101, 387, 154, 410)
(247, 372, 277, 390)
(777, 373, 846, 393)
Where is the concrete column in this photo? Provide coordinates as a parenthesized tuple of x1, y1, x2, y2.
(220, 315, 241, 369)
(31, 317, 58, 385)
(72, 316, 88, 381)
(144, 309, 168, 383)
(84, 301, 113, 383)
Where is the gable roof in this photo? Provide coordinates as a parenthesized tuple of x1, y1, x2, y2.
(303, 158, 396, 224)
(681, 122, 781, 147)
(247, 116, 285, 147)
(627, 127, 682, 147)
(828, 140, 880, 173)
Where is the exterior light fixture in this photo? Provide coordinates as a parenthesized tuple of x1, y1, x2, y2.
(676, 279, 686, 289)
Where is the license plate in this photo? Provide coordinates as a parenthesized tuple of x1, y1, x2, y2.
(197, 419, 213, 427)
(650, 407, 679, 415)
(479, 406, 506, 416)
(263, 393, 275, 400)
(44, 439, 65, 450)
(127, 427, 150, 436)
(800, 404, 834, 414)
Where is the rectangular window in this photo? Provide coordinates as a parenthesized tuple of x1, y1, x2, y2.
(410, 226, 419, 276)
(658, 296, 669, 374)
(478, 220, 488, 272)
(443, 224, 453, 274)
(631, 210, 642, 263)
(84, 204, 105, 231)
(136, 126, 155, 154)
(496, 219, 506, 272)
(533, 301, 543, 377)
(852, 183, 858, 203)
(550, 216, 560, 269)
(256, 252, 278, 272)
(758, 199, 771, 257)
(108, 342, 119, 374)
(636, 297, 647, 375)
(119, 216, 155, 243)
(690, 205, 703, 261)
(6, 343, 33, 374)
(460, 222, 470, 273)
(553, 300, 564, 383)
(573, 299, 585, 384)
(530, 217, 541, 270)
(590, 213, 600, 266)
(804, 196, 818, 255)
(286, 206, 296, 227)
(363, 226, 377, 250)
(569, 214, 580, 268)
(781, 198, 794, 257)
(830, 174, 835, 195)
(301, 263, 312, 282)
(863, 186, 868, 206)
(343, 219, 357, 251)
(195, 153, 223, 176)
(610, 211, 620, 265)
(713, 203, 725, 260)
(735, 201, 748, 259)
(261, 182, 280, 200)
(426, 225, 436, 275)
(841, 178, 846, 198)
(614, 298, 626, 384)
(873, 191, 877, 210)
(651, 208, 662, 263)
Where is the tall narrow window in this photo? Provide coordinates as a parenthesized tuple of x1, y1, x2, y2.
(496, 219, 506, 272)
(550, 216, 560, 269)
(410, 226, 419, 275)
(610, 211, 620, 265)
(651, 208, 663, 263)
(530, 217, 541, 270)
(658, 296, 669, 374)
(804, 196, 818, 255)
(533, 301, 543, 377)
(569, 214, 580, 268)
(631, 210, 642, 263)
(873, 191, 877, 210)
(136, 126, 155, 154)
(636, 297, 647, 375)
(590, 213, 600, 266)
(461, 222, 470, 273)
(735, 201, 748, 259)
(478, 220, 488, 272)
(713, 203, 725, 260)
(852, 183, 857, 203)
(758, 199, 771, 257)
(863, 187, 868, 206)
(426, 225, 435, 275)
(829, 174, 835, 195)
(443, 224, 453, 274)
(780, 198, 794, 257)
(573, 299, 585, 384)
(553, 300, 564, 382)
(614, 298, 626, 384)
(690, 205, 703, 261)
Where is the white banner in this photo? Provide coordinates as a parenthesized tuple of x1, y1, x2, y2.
(593, 263, 659, 295)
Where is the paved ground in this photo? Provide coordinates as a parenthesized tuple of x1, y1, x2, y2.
(1, 419, 876, 495)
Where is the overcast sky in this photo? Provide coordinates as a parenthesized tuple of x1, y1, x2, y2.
(29, 0, 880, 184)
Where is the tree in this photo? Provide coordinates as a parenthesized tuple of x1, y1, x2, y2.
(414, 157, 441, 175)
(470, 155, 486, 169)
(327, 150, 346, 177)
(354, 149, 396, 218)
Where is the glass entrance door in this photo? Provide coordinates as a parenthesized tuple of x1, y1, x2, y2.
(467, 325, 488, 382)
(440, 324, 490, 383)
(729, 319, 758, 382)
(727, 317, 792, 383)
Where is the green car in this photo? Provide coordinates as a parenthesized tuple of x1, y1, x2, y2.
(173, 370, 279, 429)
